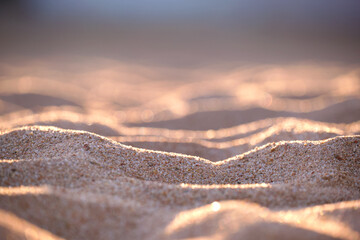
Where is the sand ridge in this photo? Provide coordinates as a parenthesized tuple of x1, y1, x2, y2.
(0, 127, 359, 239)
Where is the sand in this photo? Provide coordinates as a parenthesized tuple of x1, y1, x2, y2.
(0, 59, 360, 240)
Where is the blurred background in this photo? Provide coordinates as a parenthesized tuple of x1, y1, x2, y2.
(0, 0, 360, 161)
(0, 0, 360, 131)
(1, 0, 360, 67)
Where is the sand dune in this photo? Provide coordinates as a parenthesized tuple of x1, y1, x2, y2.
(0, 127, 359, 239)
(0, 60, 360, 239)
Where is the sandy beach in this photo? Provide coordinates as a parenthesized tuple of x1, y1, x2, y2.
(0, 60, 360, 239)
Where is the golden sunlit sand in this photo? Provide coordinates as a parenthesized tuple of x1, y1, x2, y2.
(0, 59, 360, 239)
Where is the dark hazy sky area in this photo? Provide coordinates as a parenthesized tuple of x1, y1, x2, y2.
(1, 0, 359, 67)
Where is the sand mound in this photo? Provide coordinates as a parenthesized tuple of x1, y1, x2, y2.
(1, 126, 359, 239)
(1, 60, 360, 239)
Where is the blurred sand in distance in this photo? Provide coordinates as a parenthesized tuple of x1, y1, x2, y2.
(0, 58, 360, 239)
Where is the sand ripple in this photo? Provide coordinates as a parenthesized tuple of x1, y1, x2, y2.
(0, 61, 359, 239)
